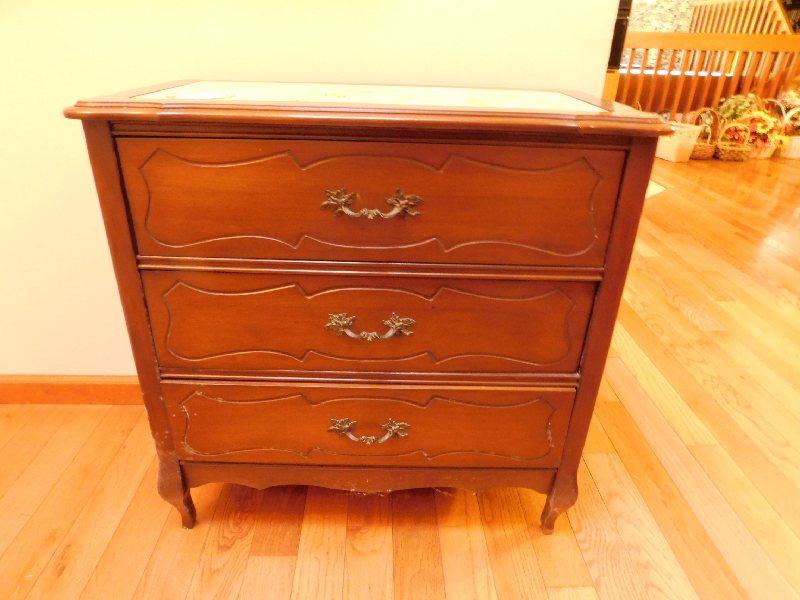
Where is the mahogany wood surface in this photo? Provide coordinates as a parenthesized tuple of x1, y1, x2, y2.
(119, 138, 623, 266)
(65, 80, 671, 137)
(182, 462, 555, 495)
(82, 120, 194, 527)
(163, 381, 575, 468)
(142, 271, 595, 375)
(542, 136, 656, 533)
(67, 81, 664, 533)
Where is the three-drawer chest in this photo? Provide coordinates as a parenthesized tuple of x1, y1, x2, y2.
(66, 81, 667, 532)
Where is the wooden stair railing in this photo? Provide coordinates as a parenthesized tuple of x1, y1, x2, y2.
(691, 0, 793, 34)
(617, 31, 800, 117)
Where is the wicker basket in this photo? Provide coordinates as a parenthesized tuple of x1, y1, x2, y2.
(764, 98, 786, 120)
(685, 109, 720, 160)
(715, 123, 751, 161)
(656, 122, 702, 162)
(781, 135, 800, 159)
(750, 138, 779, 159)
(779, 107, 800, 159)
(740, 101, 783, 159)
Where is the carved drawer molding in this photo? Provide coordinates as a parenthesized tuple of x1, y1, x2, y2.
(164, 383, 575, 469)
(119, 138, 624, 267)
(143, 271, 596, 374)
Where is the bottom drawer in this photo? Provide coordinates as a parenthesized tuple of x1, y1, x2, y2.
(163, 382, 575, 468)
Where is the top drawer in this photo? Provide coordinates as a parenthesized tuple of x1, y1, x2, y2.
(118, 138, 624, 267)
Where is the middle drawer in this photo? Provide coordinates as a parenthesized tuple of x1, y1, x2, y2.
(142, 271, 595, 375)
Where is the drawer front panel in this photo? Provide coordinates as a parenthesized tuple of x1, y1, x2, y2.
(119, 138, 624, 266)
(163, 382, 575, 468)
(143, 271, 595, 374)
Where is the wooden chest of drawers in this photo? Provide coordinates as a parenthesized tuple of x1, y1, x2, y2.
(66, 81, 667, 532)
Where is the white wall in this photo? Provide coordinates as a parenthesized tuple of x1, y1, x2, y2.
(0, 0, 618, 374)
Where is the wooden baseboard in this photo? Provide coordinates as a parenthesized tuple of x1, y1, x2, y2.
(0, 375, 141, 404)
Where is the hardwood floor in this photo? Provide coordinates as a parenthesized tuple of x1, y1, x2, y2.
(1, 157, 799, 599)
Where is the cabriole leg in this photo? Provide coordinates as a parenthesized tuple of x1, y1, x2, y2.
(157, 456, 196, 528)
(540, 468, 578, 534)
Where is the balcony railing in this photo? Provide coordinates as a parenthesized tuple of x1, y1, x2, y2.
(691, 0, 792, 34)
(617, 31, 800, 117)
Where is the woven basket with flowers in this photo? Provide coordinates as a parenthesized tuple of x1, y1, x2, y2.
(739, 110, 782, 159)
(715, 122, 751, 161)
(777, 84, 800, 159)
(717, 93, 763, 122)
(684, 109, 720, 160)
(780, 106, 800, 159)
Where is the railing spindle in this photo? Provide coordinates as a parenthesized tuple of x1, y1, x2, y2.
(618, 31, 800, 118)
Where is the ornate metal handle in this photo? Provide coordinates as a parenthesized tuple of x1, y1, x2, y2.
(328, 418, 410, 445)
(322, 188, 422, 220)
(325, 312, 415, 341)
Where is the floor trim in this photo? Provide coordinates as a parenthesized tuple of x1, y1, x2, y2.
(0, 375, 140, 404)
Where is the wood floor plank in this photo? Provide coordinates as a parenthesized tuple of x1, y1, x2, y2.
(616, 302, 800, 537)
(547, 586, 600, 600)
(610, 323, 716, 447)
(520, 489, 593, 589)
(344, 493, 394, 600)
(290, 487, 348, 600)
(625, 261, 800, 455)
(643, 190, 798, 314)
(79, 457, 168, 600)
(691, 443, 800, 592)
(240, 485, 307, 600)
(0, 405, 140, 600)
(715, 298, 800, 379)
(647, 218, 800, 325)
(646, 222, 800, 341)
(435, 489, 497, 600)
(0, 404, 85, 502)
(568, 461, 650, 600)
(583, 415, 616, 455)
(478, 488, 548, 600)
(633, 226, 800, 396)
(594, 397, 746, 599)
(605, 357, 796, 598)
(623, 266, 800, 470)
(185, 484, 261, 599)
(25, 412, 154, 600)
(0, 405, 40, 455)
(0, 405, 107, 556)
(131, 482, 224, 600)
(583, 453, 698, 599)
(392, 489, 447, 600)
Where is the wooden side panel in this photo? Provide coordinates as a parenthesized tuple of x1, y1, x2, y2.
(541, 136, 657, 530)
(82, 121, 196, 526)
(142, 271, 595, 374)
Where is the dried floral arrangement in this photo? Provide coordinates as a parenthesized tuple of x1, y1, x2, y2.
(717, 93, 762, 121)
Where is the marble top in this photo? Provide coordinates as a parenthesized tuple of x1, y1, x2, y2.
(134, 81, 607, 114)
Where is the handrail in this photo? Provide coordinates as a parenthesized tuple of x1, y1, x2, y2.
(625, 31, 800, 51)
(691, 0, 792, 34)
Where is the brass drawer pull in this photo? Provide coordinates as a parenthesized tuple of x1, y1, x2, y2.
(325, 312, 415, 341)
(328, 418, 410, 445)
(322, 188, 422, 220)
